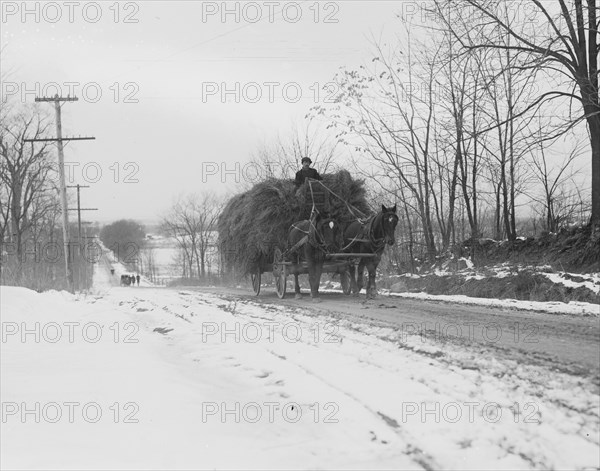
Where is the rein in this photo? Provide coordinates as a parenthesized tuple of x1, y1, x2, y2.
(308, 179, 368, 222)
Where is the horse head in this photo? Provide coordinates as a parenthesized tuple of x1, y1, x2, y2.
(380, 204, 398, 246)
(316, 215, 342, 253)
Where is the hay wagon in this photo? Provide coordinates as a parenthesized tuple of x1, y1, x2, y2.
(217, 170, 373, 298)
(251, 180, 371, 299)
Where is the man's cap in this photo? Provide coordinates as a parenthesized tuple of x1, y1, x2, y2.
(301, 157, 312, 164)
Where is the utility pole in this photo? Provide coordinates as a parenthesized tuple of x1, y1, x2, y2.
(80, 222, 98, 291)
(67, 184, 98, 240)
(24, 94, 95, 293)
(67, 184, 98, 291)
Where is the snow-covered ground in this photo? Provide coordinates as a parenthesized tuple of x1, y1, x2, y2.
(1, 258, 599, 470)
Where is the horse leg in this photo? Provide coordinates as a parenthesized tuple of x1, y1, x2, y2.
(348, 263, 358, 295)
(294, 273, 302, 299)
(355, 259, 365, 295)
(311, 261, 324, 303)
(306, 247, 322, 303)
(366, 261, 377, 299)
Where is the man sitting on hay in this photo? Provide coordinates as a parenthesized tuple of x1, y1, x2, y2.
(295, 157, 322, 188)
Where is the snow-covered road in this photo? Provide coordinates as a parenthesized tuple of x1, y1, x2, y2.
(1, 260, 599, 469)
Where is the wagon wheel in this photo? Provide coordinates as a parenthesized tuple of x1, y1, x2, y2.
(340, 270, 352, 295)
(273, 247, 287, 299)
(251, 267, 261, 296)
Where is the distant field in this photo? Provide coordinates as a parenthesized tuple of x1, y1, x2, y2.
(143, 236, 219, 284)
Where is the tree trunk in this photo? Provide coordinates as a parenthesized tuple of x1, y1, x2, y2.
(500, 163, 512, 240)
(193, 243, 201, 281)
(443, 151, 460, 250)
(494, 181, 502, 240)
(587, 114, 600, 224)
(200, 241, 206, 278)
(421, 156, 437, 261)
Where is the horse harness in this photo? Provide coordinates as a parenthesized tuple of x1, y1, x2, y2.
(289, 216, 332, 254)
(342, 213, 387, 253)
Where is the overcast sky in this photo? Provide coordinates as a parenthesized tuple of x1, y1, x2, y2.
(2, 1, 406, 223)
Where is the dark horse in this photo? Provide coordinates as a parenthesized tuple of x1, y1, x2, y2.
(343, 204, 398, 299)
(287, 213, 342, 302)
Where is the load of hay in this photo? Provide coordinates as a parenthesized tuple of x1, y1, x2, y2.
(217, 169, 371, 277)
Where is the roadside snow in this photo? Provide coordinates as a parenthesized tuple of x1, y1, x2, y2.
(386, 292, 599, 316)
(459, 257, 474, 269)
(542, 272, 600, 295)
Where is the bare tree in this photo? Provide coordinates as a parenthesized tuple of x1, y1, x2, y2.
(528, 130, 585, 231)
(0, 107, 57, 282)
(320, 23, 494, 259)
(312, 2, 592, 271)
(434, 33, 489, 249)
(475, 38, 539, 240)
(247, 118, 341, 185)
(323, 33, 445, 260)
(140, 246, 157, 284)
(161, 193, 222, 281)
(433, 0, 600, 225)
